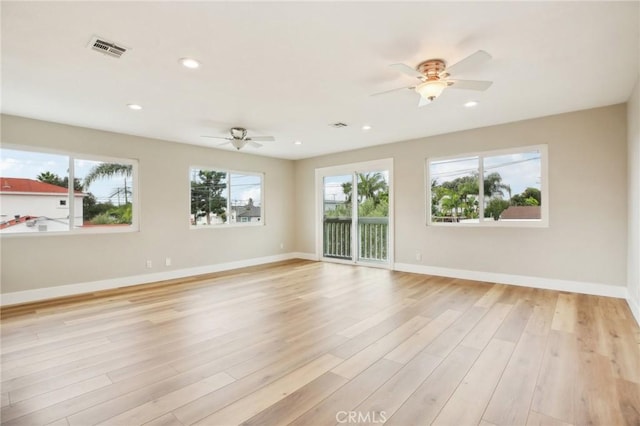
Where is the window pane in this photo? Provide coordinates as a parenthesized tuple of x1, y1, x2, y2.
(0, 148, 70, 233)
(429, 156, 480, 223)
(230, 173, 261, 224)
(190, 169, 227, 226)
(483, 150, 542, 221)
(74, 159, 134, 229)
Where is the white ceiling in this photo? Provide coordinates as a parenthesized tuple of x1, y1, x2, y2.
(2, 1, 639, 160)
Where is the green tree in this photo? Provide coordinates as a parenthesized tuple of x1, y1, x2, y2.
(340, 173, 388, 207)
(510, 187, 541, 206)
(485, 198, 510, 220)
(191, 171, 227, 224)
(36, 171, 82, 191)
(357, 172, 388, 206)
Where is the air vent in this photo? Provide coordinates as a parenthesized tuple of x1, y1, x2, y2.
(330, 122, 348, 128)
(88, 36, 128, 58)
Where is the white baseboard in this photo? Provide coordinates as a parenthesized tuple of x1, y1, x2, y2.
(394, 263, 629, 299)
(1, 253, 306, 306)
(627, 295, 640, 326)
(290, 252, 320, 261)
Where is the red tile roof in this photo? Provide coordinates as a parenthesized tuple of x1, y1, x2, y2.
(501, 205, 541, 219)
(0, 178, 83, 195)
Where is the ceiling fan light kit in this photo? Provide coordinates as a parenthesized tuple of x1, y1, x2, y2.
(416, 80, 448, 101)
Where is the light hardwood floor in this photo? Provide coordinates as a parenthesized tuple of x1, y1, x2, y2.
(1, 260, 639, 426)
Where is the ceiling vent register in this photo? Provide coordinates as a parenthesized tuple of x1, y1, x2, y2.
(89, 36, 128, 58)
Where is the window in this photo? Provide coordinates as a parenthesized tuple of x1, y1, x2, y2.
(0, 147, 138, 235)
(190, 168, 263, 227)
(427, 145, 547, 226)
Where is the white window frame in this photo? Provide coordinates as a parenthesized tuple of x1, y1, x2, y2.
(426, 144, 548, 228)
(189, 166, 264, 229)
(0, 144, 140, 237)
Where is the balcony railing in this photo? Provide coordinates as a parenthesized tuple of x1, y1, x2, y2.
(323, 217, 388, 262)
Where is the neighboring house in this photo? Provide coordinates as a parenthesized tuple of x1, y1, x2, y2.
(500, 205, 541, 220)
(231, 199, 261, 223)
(0, 178, 84, 230)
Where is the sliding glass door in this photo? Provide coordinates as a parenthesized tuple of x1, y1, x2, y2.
(317, 159, 393, 267)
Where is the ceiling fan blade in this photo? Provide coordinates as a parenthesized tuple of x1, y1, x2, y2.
(389, 63, 425, 80)
(447, 79, 493, 91)
(201, 135, 231, 140)
(418, 96, 431, 107)
(371, 85, 415, 96)
(249, 136, 275, 142)
(446, 50, 491, 76)
(248, 141, 263, 148)
(217, 141, 232, 146)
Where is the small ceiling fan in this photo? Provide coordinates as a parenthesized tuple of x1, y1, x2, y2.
(374, 50, 493, 106)
(202, 127, 275, 150)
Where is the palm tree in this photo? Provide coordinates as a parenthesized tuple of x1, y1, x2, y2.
(357, 172, 388, 205)
(36, 171, 60, 185)
(484, 172, 511, 199)
(83, 163, 133, 203)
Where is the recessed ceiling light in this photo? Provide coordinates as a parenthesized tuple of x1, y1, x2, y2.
(464, 101, 479, 108)
(294, 140, 303, 145)
(362, 125, 372, 131)
(179, 58, 200, 69)
(127, 104, 142, 110)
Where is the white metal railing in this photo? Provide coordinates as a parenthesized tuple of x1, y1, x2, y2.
(323, 217, 388, 262)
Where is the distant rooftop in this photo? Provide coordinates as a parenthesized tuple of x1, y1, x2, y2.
(501, 205, 541, 220)
(0, 177, 83, 195)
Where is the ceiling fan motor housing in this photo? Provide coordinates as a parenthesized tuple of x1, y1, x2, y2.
(416, 59, 447, 80)
(230, 127, 248, 140)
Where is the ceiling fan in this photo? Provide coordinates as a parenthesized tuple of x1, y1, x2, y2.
(374, 50, 493, 106)
(202, 127, 275, 150)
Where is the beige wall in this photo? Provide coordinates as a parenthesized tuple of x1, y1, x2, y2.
(0, 104, 630, 296)
(295, 105, 628, 287)
(628, 76, 640, 315)
(0, 115, 295, 293)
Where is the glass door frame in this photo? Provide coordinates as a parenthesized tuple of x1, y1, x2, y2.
(315, 158, 394, 268)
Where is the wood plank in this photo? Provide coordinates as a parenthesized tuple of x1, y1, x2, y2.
(2, 375, 111, 422)
(352, 351, 442, 423)
(483, 332, 547, 425)
(331, 315, 430, 379)
(384, 309, 461, 364)
(530, 330, 578, 424)
(551, 293, 578, 333)
(616, 378, 640, 426)
(461, 302, 513, 350)
(431, 338, 516, 426)
(142, 413, 184, 426)
(96, 372, 234, 425)
(526, 410, 573, 426)
(241, 371, 347, 425)
(289, 358, 403, 426)
(191, 353, 343, 425)
(384, 344, 480, 426)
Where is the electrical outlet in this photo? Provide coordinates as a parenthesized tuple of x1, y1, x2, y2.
(415, 251, 422, 262)
(165, 257, 172, 266)
(146, 260, 153, 269)
(280, 242, 284, 250)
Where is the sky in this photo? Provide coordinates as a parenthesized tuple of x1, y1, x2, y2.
(191, 169, 262, 206)
(430, 150, 541, 197)
(1, 148, 133, 203)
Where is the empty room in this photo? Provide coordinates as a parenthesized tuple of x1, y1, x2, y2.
(1, 1, 639, 425)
